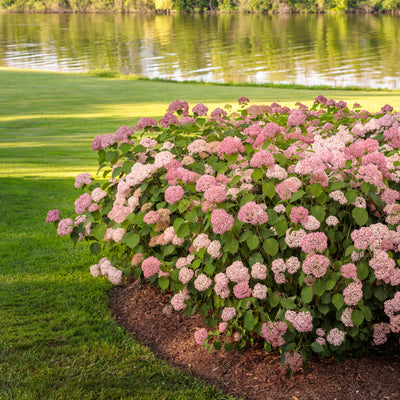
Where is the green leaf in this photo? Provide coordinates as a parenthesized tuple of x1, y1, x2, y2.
(290, 190, 305, 203)
(239, 230, 253, 243)
(313, 279, 326, 297)
(266, 209, 278, 226)
(332, 293, 344, 310)
(361, 182, 370, 194)
(263, 238, 279, 256)
(351, 309, 364, 326)
(90, 242, 101, 255)
(280, 297, 296, 310)
(226, 237, 239, 254)
(240, 193, 255, 206)
(352, 208, 369, 226)
(204, 264, 215, 275)
(92, 224, 107, 241)
(345, 189, 359, 204)
(122, 232, 140, 249)
(309, 183, 323, 198)
(301, 286, 313, 304)
(318, 303, 330, 315)
(112, 166, 123, 178)
(199, 304, 208, 317)
(311, 205, 326, 222)
(374, 286, 387, 302)
(158, 276, 170, 291)
(120, 143, 132, 154)
(311, 342, 324, 353)
(252, 168, 264, 182)
(176, 222, 190, 238)
(268, 292, 281, 308)
(173, 218, 185, 233)
(244, 311, 256, 330)
(360, 305, 373, 321)
(213, 341, 222, 350)
(357, 262, 369, 281)
(274, 219, 288, 238)
(224, 342, 233, 352)
(262, 182, 276, 199)
(246, 234, 260, 250)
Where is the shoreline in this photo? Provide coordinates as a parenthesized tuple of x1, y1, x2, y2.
(1, 67, 398, 93)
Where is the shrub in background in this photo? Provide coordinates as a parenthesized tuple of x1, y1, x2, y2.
(47, 96, 400, 376)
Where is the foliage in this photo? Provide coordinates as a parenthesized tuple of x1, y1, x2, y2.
(49, 95, 400, 376)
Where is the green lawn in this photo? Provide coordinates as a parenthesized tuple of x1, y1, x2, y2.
(1, 68, 399, 399)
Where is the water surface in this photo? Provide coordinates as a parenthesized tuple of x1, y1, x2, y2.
(1, 13, 400, 89)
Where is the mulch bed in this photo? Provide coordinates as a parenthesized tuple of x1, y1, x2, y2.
(109, 278, 400, 400)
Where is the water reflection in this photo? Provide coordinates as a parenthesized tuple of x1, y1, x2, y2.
(1, 13, 400, 89)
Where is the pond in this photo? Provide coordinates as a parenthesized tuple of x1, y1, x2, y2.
(1, 12, 400, 89)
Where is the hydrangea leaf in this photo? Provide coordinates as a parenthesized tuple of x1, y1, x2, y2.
(351, 309, 364, 326)
(92, 224, 107, 241)
(90, 242, 101, 255)
(122, 232, 140, 249)
(311, 342, 324, 353)
(332, 293, 344, 310)
(301, 286, 313, 304)
(158, 276, 170, 291)
(263, 238, 279, 256)
(246, 234, 260, 250)
(352, 208, 369, 226)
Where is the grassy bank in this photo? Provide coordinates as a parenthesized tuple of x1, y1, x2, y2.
(1, 68, 399, 399)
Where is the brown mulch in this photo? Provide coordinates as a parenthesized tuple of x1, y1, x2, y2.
(110, 278, 400, 400)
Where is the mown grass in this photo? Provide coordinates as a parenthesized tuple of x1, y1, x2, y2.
(1, 68, 399, 399)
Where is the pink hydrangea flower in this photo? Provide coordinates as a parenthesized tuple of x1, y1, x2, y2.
(74, 193, 92, 215)
(226, 261, 250, 283)
(260, 321, 288, 347)
(168, 99, 189, 115)
(286, 256, 301, 274)
(238, 201, 268, 225)
(194, 273, 212, 292)
(250, 150, 275, 168)
(115, 125, 134, 140)
(252, 283, 268, 299)
(221, 307, 237, 322)
(134, 117, 157, 131)
(89, 264, 101, 278)
(290, 206, 309, 224)
(343, 281, 363, 306)
(351, 227, 375, 250)
(326, 328, 345, 346)
(211, 209, 234, 234)
(170, 290, 189, 311)
(204, 185, 226, 203)
(46, 209, 60, 223)
(233, 281, 252, 299)
(218, 136, 245, 156)
(165, 185, 185, 204)
(276, 179, 299, 200)
(192, 103, 208, 116)
(302, 254, 330, 278)
(287, 109, 307, 127)
(159, 112, 179, 127)
(301, 232, 328, 254)
(251, 263, 267, 280)
(194, 328, 208, 346)
(179, 267, 194, 285)
(341, 263, 357, 279)
(196, 175, 216, 192)
(141, 256, 161, 279)
(91, 187, 107, 202)
(74, 173, 92, 189)
(57, 218, 73, 236)
(143, 210, 160, 225)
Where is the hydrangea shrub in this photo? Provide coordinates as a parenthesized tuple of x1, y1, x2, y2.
(47, 96, 400, 376)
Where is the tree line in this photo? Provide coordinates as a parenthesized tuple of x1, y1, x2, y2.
(2, 0, 400, 16)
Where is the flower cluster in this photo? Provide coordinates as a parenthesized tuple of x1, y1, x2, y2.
(48, 97, 400, 377)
